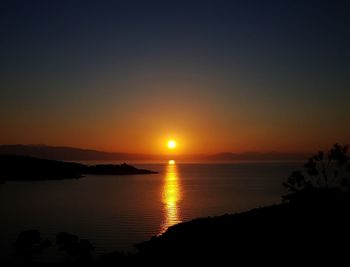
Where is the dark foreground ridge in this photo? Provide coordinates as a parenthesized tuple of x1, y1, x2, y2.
(0, 155, 157, 180)
(126, 193, 350, 264)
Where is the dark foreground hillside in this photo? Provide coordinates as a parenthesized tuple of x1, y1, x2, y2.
(98, 191, 350, 265)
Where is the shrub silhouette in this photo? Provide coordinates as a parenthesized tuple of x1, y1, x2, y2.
(56, 232, 94, 262)
(13, 230, 51, 262)
(283, 144, 350, 202)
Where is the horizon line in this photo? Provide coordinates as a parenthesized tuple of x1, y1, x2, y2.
(0, 143, 313, 156)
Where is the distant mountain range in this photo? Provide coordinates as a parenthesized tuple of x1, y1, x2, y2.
(0, 144, 308, 162)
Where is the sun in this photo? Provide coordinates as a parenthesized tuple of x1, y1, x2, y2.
(167, 140, 177, 149)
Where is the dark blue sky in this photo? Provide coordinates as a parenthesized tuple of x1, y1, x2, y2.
(0, 0, 349, 153)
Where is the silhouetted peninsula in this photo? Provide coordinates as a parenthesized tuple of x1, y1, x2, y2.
(0, 155, 157, 181)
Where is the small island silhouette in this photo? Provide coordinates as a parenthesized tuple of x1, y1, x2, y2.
(0, 155, 157, 181)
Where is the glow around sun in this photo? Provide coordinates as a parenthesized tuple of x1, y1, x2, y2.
(167, 140, 177, 149)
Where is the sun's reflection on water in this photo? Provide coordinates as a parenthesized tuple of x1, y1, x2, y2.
(160, 160, 182, 234)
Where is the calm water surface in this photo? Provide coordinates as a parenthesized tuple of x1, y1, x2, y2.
(0, 162, 300, 258)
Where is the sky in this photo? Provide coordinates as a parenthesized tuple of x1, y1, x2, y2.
(0, 0, 349, 154)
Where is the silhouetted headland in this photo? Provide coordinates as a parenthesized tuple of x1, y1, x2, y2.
(0, 155, 157, 181)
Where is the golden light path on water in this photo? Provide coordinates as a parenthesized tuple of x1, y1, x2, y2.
(160, 160, 182, 234)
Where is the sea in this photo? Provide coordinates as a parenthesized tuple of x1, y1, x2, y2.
(0, 161, 301, 260)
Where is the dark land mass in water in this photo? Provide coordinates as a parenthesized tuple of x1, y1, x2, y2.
(0, 155, 157, 181)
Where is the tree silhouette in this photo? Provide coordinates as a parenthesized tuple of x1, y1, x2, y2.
(283, 144, 350, 195)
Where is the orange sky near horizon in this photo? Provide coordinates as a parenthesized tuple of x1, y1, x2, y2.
(1, 2, 349, 155)
(1, 91, 349, 155)
(2, 81, 349, 155)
